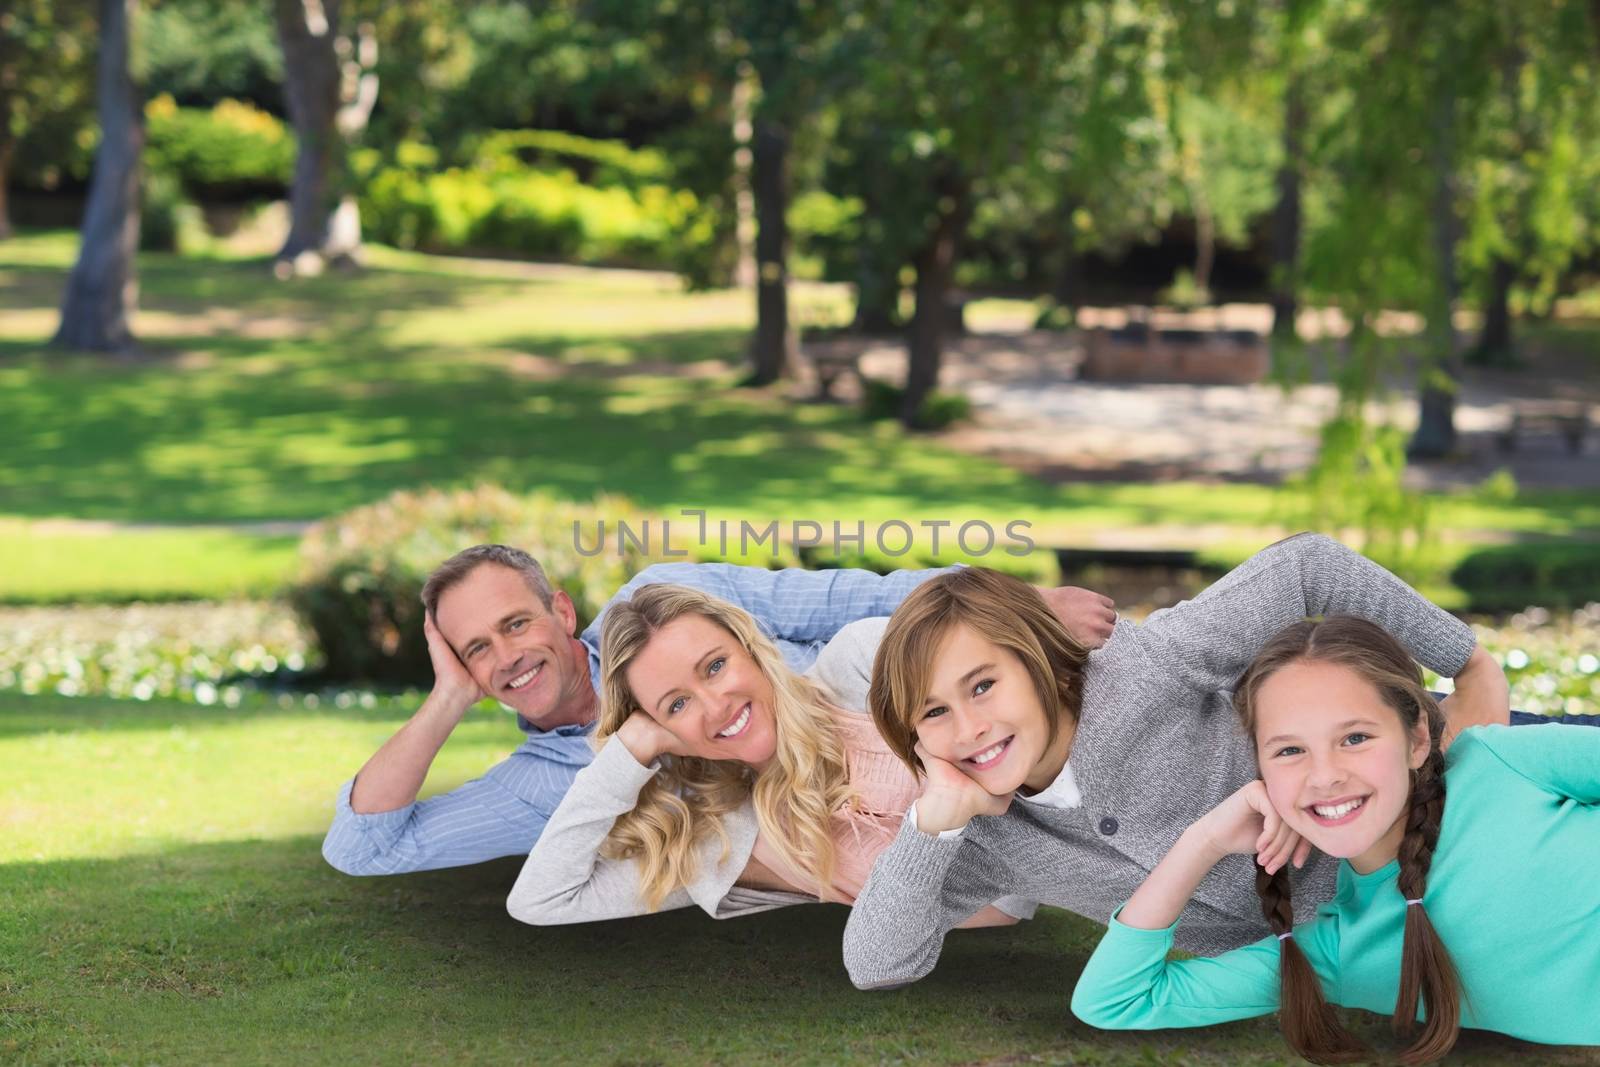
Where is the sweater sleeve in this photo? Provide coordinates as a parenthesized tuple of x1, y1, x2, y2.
(1071, 906, 1341, 1030)
(805, 616, 888, 714)
(505, 736, 707, 923)
(1139, 533, 1476, 692)
(841, 817, 1010, 990)
(1459, 723, 1600, 804)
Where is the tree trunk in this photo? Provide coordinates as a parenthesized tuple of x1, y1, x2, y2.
(274, 0, 373, 273)
(902, 171, 970, 428)
(730, 63, 758, 290)
(1269, 76, 1305, 340)
(1050, 196, 1085, 321)
(53, 0, 142, 353)
(746, 115, 794, 385)
(1409, 72, 1461, 459)
(0, 136, 14, 241)
(1468, 255, 1516, 365)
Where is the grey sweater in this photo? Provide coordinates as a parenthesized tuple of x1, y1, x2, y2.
(841, 533, 1477, 990)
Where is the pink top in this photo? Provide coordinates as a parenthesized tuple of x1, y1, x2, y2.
(749, 709, 921, 903)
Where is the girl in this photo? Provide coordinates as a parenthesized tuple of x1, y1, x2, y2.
(842, 533, 1512, 989)
(1071, 615, 1600, 1058)
(506, 583, 1030, 924)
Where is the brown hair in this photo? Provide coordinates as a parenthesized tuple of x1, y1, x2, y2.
(868, 567, 1087, 775)
(1234, 615, 1462, 1066)
(420, 544, 554, 618)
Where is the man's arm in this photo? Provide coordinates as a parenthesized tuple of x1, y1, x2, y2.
(348, 613, 482, 815)
(322, 737, 586, 875)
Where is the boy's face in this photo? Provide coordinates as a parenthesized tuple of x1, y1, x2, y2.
(912, 624, 1053, 796)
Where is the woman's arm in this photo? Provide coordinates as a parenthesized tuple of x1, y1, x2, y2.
(506, 729, 714, 924)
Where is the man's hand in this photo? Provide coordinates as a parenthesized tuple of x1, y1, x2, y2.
(615, 711, 685, 766)
(1438, 644, 1511, 749)
(424, 612, 483, 713)
(1034, 585, 1117, 650)
(912, 742, 1012, 834)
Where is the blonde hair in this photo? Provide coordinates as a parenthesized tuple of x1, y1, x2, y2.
(869, 566, 1088, 774)
(597, 584, 854, 910)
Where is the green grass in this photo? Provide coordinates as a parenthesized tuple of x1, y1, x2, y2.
(5, 693, 1597, 1066)
(3, 229, 1598, 605)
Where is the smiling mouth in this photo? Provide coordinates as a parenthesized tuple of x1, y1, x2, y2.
(716, 704, 752, 739)
(963, 736, 1013, 770)
(1306, 796, 1367, 825)
(505, 663, 544, 691)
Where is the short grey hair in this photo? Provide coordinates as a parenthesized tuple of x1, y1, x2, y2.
(420, 544, 554, 619)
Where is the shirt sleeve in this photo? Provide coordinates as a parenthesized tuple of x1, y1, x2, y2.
(581, 562, 954, 650)
(320, 737, 584, 876)
(1137, 533, 1477, 693)
(806, 616, 889, 713)
(1071, 906, 1341, 1030)
(841, 816, 1009, 990)
(1461, 723, 1600, 804)
(505, 736, 728, 923)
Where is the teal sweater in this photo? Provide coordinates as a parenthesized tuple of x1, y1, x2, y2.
(1071, 724, 1600, 1046)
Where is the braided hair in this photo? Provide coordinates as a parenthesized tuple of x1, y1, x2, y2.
(1234, 616, 1462, 1065)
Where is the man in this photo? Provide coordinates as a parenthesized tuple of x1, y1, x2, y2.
(322, 545, 1116, 875)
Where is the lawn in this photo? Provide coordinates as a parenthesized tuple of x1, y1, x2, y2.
(5, 693, 1598, 1066)
(3, 231, 1598, 606)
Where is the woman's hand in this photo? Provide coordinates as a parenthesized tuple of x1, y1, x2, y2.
(1189, 779, 1308, 876)
(615, 711, 685, 766)
(911, 742, 1012, 834)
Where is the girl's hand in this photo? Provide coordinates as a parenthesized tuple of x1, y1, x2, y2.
(1190, 780, 1309, 876)
(615, 711, 685, 766)
(912, 742, 1012, 834)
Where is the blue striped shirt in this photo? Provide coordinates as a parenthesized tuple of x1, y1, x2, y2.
(321, 562, 950, 875)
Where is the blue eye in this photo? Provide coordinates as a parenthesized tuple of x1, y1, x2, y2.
(973, 678, 994, 697)
(1343, 732, 1370, 746)
(1273, 745, 1303, 758)
(668, 696, 687, 715)
(922, 706, 948, 720)
(708, 657, 725, 675)
(509, 618, 527, 631)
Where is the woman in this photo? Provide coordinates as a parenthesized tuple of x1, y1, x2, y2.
(505, 582, 1031, 924)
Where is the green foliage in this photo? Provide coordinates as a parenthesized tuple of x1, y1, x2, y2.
(143, 95, 294, 199)
(1453, 544, 1600, 613)
(2, 0, 97, 194)
(859, 376, 972, 430)
(137, 0, 284, 109)
(467, 129, 672, 186)
(0, 600, 312, 702)
(287, 485, 667, 686)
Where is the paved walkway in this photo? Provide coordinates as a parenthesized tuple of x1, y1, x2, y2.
(830, 310, 1600, 491)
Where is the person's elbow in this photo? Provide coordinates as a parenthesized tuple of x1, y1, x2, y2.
(321, 833, 386, 877)
(1069, 980, 1144, 1031)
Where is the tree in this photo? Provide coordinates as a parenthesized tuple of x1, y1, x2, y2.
(273, 0, 377, 274)
(53, 0, 142, 353)
(0, 0, 96, 239)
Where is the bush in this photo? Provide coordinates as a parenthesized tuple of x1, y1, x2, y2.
(1452, 543, 1600, 613)
(287, 486, 669, 687)
(144, 95, 294, 200)
(860, 377, 973, 430)
(467, 130, 671, 188)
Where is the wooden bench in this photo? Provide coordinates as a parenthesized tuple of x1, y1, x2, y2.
(802, 338, 867, 400)
(1080, 324, 1269, 385)
(1499, 400, 1592, 455)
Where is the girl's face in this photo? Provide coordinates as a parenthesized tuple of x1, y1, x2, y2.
(913, 624, 1066, 795)
(1253, 659, 1430, 874)
(624, 613, 779, 771)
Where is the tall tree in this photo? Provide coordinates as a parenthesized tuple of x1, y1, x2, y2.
(273, 0, 377, 274)
(53, 0, 141, 353)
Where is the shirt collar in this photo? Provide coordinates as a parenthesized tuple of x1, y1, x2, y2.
(1016, 760, 1082, 809)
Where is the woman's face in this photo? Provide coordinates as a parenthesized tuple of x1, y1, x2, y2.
(1253, 659, 1429, 874)
(624, 613, 779, 771)
(912, 624, 1062, 795)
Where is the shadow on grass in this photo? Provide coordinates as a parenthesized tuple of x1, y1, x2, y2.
(4, 837, 1588, 1066)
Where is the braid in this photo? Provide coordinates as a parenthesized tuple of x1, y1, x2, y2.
(1256, 861, 1365, 1063)
(1393, 704, 1461, 1065)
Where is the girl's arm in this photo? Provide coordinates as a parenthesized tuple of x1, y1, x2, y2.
(1462, 722, 1600, 803)
(506, 725, 744, 924)
(1073, 781, 1334, 1030)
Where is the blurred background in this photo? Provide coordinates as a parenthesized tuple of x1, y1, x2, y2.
(3, 2, 1599, 1063)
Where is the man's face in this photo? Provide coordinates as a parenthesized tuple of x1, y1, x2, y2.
(433, 564, 584, 726)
